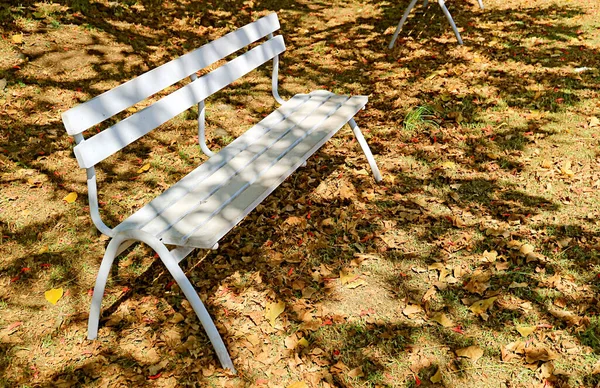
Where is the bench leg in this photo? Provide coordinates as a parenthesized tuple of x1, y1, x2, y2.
(348, 119, 382, 183)
(388, 0, 420, 49)
(438, 0, 463, 45)
(477, 0, 484, 9)
(88, 230, 236, 373)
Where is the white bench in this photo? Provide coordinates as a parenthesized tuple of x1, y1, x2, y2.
(388, 0, 485, 47)
(61, 13, 382, 373)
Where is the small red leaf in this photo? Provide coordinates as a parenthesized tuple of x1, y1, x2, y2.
(148, 372, 162, 380)
(414, 374, 422, 386)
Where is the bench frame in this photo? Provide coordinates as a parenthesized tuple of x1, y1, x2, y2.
(62, 13, 381, 373)
(388, 0, 485, 47)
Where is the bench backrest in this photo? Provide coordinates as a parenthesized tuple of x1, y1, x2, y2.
(62, 13, 284, 169)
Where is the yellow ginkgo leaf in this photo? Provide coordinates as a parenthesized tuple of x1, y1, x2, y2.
(265, 300, 285, 327)
(298, 337, 309, 347)
(137, 163, 151, 174)
(430, 367, 443, 383)
(469, 296, 498, 315)
(44, 288, 63, 305)
(287, 382, 307, 388)
(516, 325, 536, 337)
(430, 312, 454, 327)
(63, 192, 77, 203)
(12, 34, 23, 44)
(340, 270, 357, 285)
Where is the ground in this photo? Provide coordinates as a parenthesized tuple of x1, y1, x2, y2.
(1, 0, 600, 387)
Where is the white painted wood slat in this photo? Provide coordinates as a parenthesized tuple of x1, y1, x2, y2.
(111, 91, 367, 248)
(62, 13, 280, 136)
(73, 36, 286, 169)
(139, 93, 347, 240)
(114, 93, 312, 233)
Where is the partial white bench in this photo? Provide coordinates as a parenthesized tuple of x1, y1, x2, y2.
(388, 0, 484, 47)
(61, 13, 381, 373)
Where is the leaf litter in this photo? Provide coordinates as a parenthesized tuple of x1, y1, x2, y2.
(2, 0, 600, 386)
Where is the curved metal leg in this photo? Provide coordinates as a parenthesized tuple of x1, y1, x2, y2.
(348, 119, 382, 183)
(87, 236, 126, 340)
(477, 0, 484, 9)
(388, 0, 420, 49)
(87, 230, 236, 373)
(438, 0, 463, 44)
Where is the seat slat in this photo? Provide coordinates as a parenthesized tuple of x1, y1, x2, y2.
(119, 91, 367, 248)
(62, 13, 280, 136)
(115, 93, 312, 233)
(173, 94, 367, 247)
(133, 92, 345, 238)
(73, 36, 286, 169)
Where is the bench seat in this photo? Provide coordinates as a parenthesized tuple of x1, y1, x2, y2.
(115, 90, 367, 248)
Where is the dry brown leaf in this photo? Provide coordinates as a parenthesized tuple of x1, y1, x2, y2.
(422, 287, 436, 302)
(525, 347, 558, 363)
(285, 216, 304, 226)
(456, 346, 484, 362)
(538, 362, 555, 379)
(428, 263, 445, 271)
(430, 312, 454, 327)
(12, 34, 23, 44)
(519, 244, 534, 255)
(403, 304, 423, 318)
(347, 367, 364, 378)
(482, 250, 498, 262)
(464, 270, 491, 295)
(509, 282, 528, 289)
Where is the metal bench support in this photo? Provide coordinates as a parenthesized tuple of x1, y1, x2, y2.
(87, 229, 236, 373)
(388, 0, 484, 48)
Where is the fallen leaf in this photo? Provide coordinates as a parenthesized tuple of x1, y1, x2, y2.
(469, 297, 498, 315)
(287, 382, 307, 388)
(298, 337, 309, 347)
(44, 288, 64, 305)
(516, 325, 536, 337)
(482, 250, 498, 262)
(430, 367, 442, 383)
(456, 346, 484, 362)
(525, 347, 558, 363)
(346, 279, 366, 289)
(539, 362, 555, 379)
(430, 312, 454, 327)
(63, 192, 77, 203)
(347, 367, 364, 378)
(12, 34, 23, 44)
(590, 116, 600, 128)
(509, 282, 528, 289)
(340, 270, 357, 285)
(519, 244, 534, 255)
(265, 301, 285, 327)
(137, 163, 151, 173)
(403, 304, 423, 318)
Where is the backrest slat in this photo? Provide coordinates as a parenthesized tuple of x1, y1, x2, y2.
(62, 13, 280, 136)
(73, 35, 286, 169)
